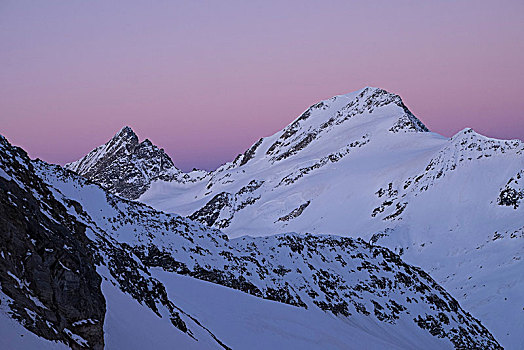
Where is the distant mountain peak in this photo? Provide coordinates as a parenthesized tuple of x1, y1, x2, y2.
(337, 86, 403, 107)
(290, 87, 428, 136)
(244, 87, 429, 165)
(69, 88, 432, 197)
(65, 126, 180, 199)
(98, 126, 140, 158)
(356, 87, 429, 132)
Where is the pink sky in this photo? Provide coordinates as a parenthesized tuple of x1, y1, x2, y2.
(1, 1, 523, 171)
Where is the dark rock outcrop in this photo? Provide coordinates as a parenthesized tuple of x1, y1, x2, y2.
(0, 136, 105, 349)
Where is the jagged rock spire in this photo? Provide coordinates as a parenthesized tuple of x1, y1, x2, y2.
(65, 126, 179, 199)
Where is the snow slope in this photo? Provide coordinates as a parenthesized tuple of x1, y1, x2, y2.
(151, 271, 451, 350)
(0, 133, 502, 348)
(0, 292, 69, 350)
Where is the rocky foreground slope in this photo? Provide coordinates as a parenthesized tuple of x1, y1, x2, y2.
(0, 132, 503, 349)
(67, 87, 523, 348)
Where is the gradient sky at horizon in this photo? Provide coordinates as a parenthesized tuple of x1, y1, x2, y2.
(1, 1, 523, 171)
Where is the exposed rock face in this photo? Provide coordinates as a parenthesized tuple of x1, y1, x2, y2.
(277, 201, 310, 222)
(188, 179, 265, 229)
(65, 126, 185, 199)
(0, 136, 105, 349)
(498, 170, 524, 209)
(188, 192, 233, 227)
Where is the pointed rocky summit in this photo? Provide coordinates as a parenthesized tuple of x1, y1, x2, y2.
(65, 126, 179, 199)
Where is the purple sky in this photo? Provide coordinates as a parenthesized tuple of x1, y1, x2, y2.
(1, 1, 523, 171)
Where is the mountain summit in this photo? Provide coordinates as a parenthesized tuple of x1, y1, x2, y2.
(228, 86, 429, 168)
(65, 126, 180, 199)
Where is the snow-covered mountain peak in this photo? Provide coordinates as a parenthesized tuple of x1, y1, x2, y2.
(134, 90, 523, 347)
(66, 126, 139, 174)
(3, 86, 524, 347)
(226, 87, 429, 169)
(450, 127, 484, 141)
(64, 126, 181, 199)
(279, 86, 428, 138)
(328, 86, 428, 131)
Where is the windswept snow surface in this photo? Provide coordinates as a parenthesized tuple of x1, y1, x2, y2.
(151, 270, 451, 350)
(100, 269, 222, 350)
